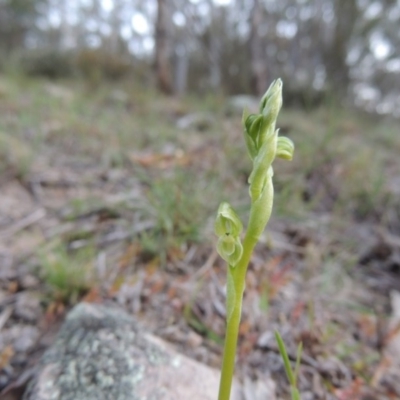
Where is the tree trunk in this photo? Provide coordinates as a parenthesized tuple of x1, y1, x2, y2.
(249, 0, 268, 96)
(155, 0, 173, 94)
(324, 0, 358, 96)
(209, 28, 221, 90)
(174, 41, 188, 95)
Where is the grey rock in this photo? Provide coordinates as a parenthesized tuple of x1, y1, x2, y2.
(24, 302, 241, 400)
(176, 113, 214, 131)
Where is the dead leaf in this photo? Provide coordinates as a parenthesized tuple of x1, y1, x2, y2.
(334, 378, 363, 400)
(371, 291, 400, 395)
(45, 301, 65, 323)
(0, 345, 14, 369)
(82, 287, 102, 303)
(7, 281, 18, 293)
(356, 314, 378, 343)
(118, 243, 141, 270)
(129, 150, 189, 169)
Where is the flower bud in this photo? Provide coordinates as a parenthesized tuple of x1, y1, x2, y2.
(259, 79, 283, 116)
(217, 236, 243, 265)
(214, 202, 243, 237)
(243, 111, 260, 160)
(276, 135, 294, 160)
(248, 128, 277, 202)
(215, 202, 243, 265)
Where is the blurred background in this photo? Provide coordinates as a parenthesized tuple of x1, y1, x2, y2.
(1, 1, 400, 399)
(1, 0, 400, 113)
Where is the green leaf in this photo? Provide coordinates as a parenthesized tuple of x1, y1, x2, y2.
(275, 330, 296, 386)
(294, 341, 303, 385)
(290, 387, 301, 400)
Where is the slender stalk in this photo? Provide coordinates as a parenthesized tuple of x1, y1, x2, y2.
(214, 79, 294, 400)
(218, 234, 257, 400)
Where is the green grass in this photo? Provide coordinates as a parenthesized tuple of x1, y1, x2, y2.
(2, 74, 398, 219)
(138, 171, 204, 262)
(39, 244, 95, 303)
(0, 130, 35, 178)
(273, 106, 398, 222)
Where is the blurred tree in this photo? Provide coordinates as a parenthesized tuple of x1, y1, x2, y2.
(0, 0, 45, 53)
(249, 0, 268, 96)
(323, 0, 358, 96)
(155, 0, 173, 94)
(0, 0, 399, 114)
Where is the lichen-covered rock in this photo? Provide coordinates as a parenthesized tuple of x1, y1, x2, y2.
(23, 302, 240, 400)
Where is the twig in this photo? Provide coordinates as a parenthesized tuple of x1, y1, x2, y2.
(190, 249, 219, 281)
(0, 306, 13, 331)
(69, 220, 156, 249)
(0, 208, 46, 238)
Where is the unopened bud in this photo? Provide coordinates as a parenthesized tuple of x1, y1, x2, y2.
(216, 235, 243, 265)
(215, 202, 243, 266)
(259, 79, 283, 127)
(214, 202, 243, 237)
(276, 135, 294, 160)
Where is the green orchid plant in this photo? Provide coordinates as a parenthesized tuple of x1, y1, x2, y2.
(215, 79, 296, 400)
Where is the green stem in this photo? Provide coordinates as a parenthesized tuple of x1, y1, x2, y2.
(218, 233, 257, 400)
(216, 79, 290, 400)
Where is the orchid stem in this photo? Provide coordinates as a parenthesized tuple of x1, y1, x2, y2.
(218, 234, 256, 400)
(214, 79, 294, 400)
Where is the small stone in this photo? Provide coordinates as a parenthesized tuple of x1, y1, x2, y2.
(19, 274, 40, 289)
(257, 330, 274, 348)
(0, 373, 10, 391)
(0, 289, 9, 304)
(186, 331, 203, 348)
(170, 297, 183, 312)
(14, 292, 42, 322)
(176, 112, 214, 131)
(7, 281, 18, 293)
(10, 351, 28, 367)
(13, 326, 40, 353)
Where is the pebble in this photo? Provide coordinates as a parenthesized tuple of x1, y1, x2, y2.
(19, 274, 40, 289)
(3, 325, 40, 353)
(0, 373, 10, 391)
(0, 289, 9, 305)
(14, 326, 40, 353)
(14, 292, 42, 322)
